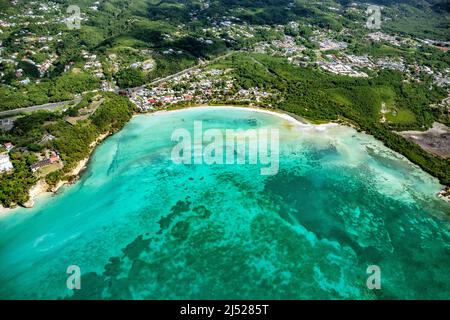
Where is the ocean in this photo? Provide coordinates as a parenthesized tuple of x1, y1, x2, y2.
(0, 107, 449, 299)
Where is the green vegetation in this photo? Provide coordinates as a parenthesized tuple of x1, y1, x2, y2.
(115, 68, 146, 88)
(212, 52, 450, 185)
(0, 152, 37, 207)
(385, 109, 417, 124)
(46, 93, 134, 187)
(0, 72, 100, 111)
(0, 93, 134, 207)
(383, 3, 450, 41)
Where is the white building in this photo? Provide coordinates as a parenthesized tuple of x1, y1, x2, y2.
(0, 154, 13, 173)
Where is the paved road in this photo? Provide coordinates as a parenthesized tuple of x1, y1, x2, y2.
(0, 98, 82, 117)
(0, 51, 236, 118)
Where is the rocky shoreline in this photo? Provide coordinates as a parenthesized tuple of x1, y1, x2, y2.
(438, 187, 450, 203)
(1, 132, 111, 213)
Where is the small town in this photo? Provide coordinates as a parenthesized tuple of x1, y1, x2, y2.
(127, 67, 279, 111)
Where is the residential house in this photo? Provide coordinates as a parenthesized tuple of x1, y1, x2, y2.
(0, 153, 13, 173)
(3, 142, 13, 152)
(30, 152, 60, 172)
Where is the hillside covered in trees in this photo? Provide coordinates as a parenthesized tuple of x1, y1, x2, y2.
(0, 93, 134, 207)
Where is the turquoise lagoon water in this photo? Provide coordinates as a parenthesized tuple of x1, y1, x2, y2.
(0, 107, 449, 299)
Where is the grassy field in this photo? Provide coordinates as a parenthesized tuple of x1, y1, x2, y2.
(36, 162, 64, 178)
(386, 108, 417, 124)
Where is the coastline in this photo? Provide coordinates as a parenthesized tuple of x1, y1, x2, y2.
(0, 205, 10, 215)
(148, 105, 450, 202)
(147, 105, 336, 129)
(36, 132, 111, 201)
(1, 106, 319, 215)
(2, 105, 449, 214)
(0, 132, 111, 214)
(438, 187, 450, 203)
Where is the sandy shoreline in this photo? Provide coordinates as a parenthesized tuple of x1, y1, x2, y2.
(1, 106, 318, 214)
(147, 105, 337, 129)
(2, 105, 448, 214)
(0, 205, 10, 214)
(0, 132, 111, 214)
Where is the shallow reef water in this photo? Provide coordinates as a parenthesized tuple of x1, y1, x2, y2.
(0, 107, 449, 299)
